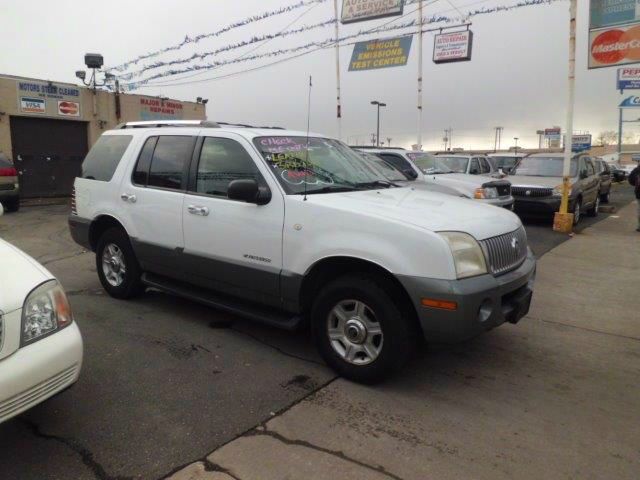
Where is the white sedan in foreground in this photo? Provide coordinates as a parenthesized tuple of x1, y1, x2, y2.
(0, 208, 82, 424)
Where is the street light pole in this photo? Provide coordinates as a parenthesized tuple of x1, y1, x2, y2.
(371, 101, 386, 147)
(514, 137, 519, 156)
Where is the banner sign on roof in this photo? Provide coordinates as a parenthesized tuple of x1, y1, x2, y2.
(349, 36, 413, 71)
(341, 0, 404, 24)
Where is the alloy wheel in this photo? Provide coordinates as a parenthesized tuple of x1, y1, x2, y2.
(327, 299, 384, 365)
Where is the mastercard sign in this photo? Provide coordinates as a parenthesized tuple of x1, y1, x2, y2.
(57, 100, 80, 117)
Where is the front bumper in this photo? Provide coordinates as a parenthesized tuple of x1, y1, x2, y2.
(398, 250, 536, 343)
(480, 196, 515, 210)
(0, 323, 83, 423)
(514, 196, 573, 216)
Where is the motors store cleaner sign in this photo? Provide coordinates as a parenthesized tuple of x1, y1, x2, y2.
(589, 24, 640, 68)
(341, 0, 404, 24)
(16, 80, 82, 118)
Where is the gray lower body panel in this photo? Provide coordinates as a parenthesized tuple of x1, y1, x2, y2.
(398, 251, 536, 343)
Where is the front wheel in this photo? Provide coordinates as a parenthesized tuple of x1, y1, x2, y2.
(311, 274, 417, 384)
(96, 228, 144, 299)
(572, 198, 582, 225)
(587, 195, 600, 217)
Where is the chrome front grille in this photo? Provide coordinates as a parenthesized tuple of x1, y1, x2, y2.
(511, 186, 553, 198)
(481, 227, 528, 276)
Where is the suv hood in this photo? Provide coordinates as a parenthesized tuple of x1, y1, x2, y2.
(305, 187, 521, 240)
(509, 175, 569, 188)
(421, 173, 509, 195)
(0, 238, 51, 313)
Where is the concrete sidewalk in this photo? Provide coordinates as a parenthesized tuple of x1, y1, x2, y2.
(168, 204, 640, 480)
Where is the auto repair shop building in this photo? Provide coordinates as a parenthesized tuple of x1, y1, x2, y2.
(0, 73, 206, 198)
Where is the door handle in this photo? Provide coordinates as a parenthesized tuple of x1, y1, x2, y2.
(121, 193, 137, 203)
(187, 205, 209, 216)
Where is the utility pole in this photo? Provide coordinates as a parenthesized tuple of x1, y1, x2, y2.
(618, 108, 623, 154)
(387, 137, 392, 147)
(514, 137, 519, 155)
(494, 126, 503, 152)
(445, 127, 453, 150)
(333, 0, 343, 140)
(371, 101, 386, 147)
(417, 0, 424, 150)
(554, 0, 577, 233)
(371, 133, 377, 146)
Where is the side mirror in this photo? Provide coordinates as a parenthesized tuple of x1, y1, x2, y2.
(403, 168, 418, 180)
(227, 179, 271, 205)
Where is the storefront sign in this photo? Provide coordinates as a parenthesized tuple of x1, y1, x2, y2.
(617, 67, 640, 89)
(341, 0, 404, 24)
(16, 80, 82, 118)
(619, 94, 640, 106)
(20, 97, 46, 114)
(139, 97, 184, 120)
(433, 30, 473, 64)
(572, 134, 592, 152)
(589, 24, 640, 68)
(349, 36, 412, 71)
(58, 100, 80, 117)
(544, 127, 562, 142)
(590, 0, 640, 29)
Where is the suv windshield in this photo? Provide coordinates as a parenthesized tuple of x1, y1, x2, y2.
(436, 156, 469, 173)
(254, 136, 395, 194)
(355, 152, 406, 182)
(491, 156, 520, 169)
(512, 157, 578, 177)
(406, 152, 454, 174)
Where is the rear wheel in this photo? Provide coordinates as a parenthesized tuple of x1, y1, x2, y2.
(96, 227, 144, 299)
(572, 198, 582, 225)
(587, 195, 600, 217)
(3, 197, 19, 212)
(311, 274, 417, 384)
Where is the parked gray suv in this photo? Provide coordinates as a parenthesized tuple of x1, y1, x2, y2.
(510, 153, 601, 225)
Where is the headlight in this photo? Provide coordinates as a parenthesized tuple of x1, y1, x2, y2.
(474, 187, 498, 199)
(439, 232, 488, 279)
(21, 280, 73, 346)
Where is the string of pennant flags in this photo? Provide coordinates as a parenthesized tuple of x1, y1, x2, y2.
(109, 0, 328, 72)
(119, 0, 563, 91)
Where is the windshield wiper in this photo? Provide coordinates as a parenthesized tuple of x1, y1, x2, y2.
(354, 180, 399, 189)
(298, 186, 359, 195)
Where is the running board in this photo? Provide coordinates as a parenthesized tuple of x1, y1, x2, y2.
(141, 273, 303, 331)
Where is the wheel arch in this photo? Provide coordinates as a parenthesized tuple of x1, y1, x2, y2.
(299, 256, 421, 334)
(89, 215, 129, 251)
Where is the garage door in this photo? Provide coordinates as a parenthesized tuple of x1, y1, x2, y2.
(10, 116, 88, 198)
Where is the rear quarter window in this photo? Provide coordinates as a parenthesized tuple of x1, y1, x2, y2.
(81, 135, 133, 182)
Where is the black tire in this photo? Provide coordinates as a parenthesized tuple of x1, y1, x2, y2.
(587, 195, 600, 217)
(600, 190, 610, 203)
(95, 227, 144, 299)
(3, 197, 19, 212)
(310, 273, 417, 384)
(572, 198, 582, 225)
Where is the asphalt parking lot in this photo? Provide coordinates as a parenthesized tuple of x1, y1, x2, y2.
(0, 184, 636, 480)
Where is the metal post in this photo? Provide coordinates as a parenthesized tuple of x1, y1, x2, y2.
(334, 0, 343, 141)
(618, 108, 623, 154)
(417, 0, 424, 150)
(376, 104, 381, 147)
(554, 0, 577, 232)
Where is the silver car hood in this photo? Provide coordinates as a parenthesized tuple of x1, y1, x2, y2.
(509, 175, 567, 188)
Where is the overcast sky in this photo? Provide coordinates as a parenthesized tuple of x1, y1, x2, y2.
(0, 0, 629, 149)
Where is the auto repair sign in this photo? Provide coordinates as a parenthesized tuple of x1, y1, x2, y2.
(433, 30, 473, 63)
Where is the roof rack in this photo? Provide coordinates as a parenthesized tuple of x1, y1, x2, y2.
(216, 121, 286, 130)
(350, 146, 406, 151)
(117, 120, 220, 129)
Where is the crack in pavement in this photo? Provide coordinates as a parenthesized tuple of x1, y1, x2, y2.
(202, 459, 242, 480)
(247, 428, 406, 480)
(19, 418, 132, 480)
(38, 250, 89, 266)
(529, 315, 640, 342)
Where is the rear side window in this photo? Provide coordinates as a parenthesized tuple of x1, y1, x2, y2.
(147, 136, 195, 190)
(81, 135, 133, 181)
(469, 158, 481, 174)
(379, 154, 411, 173)
(479, 158, 491, 174)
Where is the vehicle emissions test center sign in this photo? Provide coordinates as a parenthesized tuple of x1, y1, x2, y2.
(341, 0, 404, 24)
(589, 0, 640, 68)
(349, 36, 413, 71)
(433, 30, 473, 63)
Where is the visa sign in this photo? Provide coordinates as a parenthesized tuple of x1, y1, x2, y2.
(617, 67, 640, 89)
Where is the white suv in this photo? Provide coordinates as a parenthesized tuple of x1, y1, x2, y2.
(69, 121, 536, 383)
